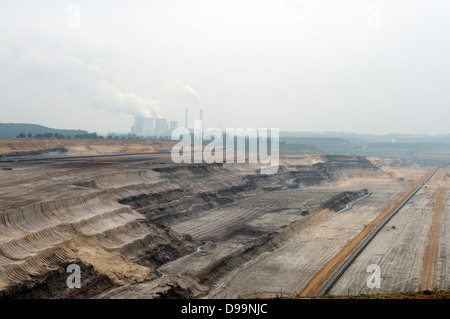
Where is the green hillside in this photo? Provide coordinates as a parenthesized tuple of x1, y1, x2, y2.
(0, 123, 88, 138)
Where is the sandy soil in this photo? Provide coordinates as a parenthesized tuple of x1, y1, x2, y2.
(298, 168, 434, 296)
(328, 167, 450, 295)
(0, 139, 445, 299)
(419, 170, 448, 290)
(0, 138, 176, 156)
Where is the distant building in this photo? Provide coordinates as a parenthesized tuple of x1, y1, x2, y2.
(169, 121, 178, 131)
(155, 118, 168, 137)
(131, 115, 178, 138)
(142, 117, 154, 136)
(134, 116, 144, 135)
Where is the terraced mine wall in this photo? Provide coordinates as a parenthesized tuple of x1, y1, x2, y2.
(321, 189, 369, 211)
(0, 261, 113, 299)
(0, 155, 382, 298)
(1, 147, 68, 159)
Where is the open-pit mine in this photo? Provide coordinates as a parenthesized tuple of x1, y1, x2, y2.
(0, 139, 448, 299)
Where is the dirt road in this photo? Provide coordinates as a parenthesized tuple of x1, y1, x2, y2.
(298, 168, 435, 296)
(419, 170, 446, 291)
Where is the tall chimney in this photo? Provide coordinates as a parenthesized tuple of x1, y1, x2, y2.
(200, 109, 203, 122)
(185, 108, 188, 128)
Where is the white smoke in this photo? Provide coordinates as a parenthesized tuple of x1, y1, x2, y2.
(166, 78, 200, 103)
(20, 47, 162, 118)
(89, 80, 162, 118)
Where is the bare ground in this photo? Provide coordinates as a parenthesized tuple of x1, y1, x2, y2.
(297, 168, 434, 296)
(419, 170, 447, 290)
(0, 139, 445, 299)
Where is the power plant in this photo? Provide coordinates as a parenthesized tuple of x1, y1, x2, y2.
(169, 121, 178, 131)
(131, 108, 204, 138)
(142, 117, 155, 136)
(132, 116, 170, 137)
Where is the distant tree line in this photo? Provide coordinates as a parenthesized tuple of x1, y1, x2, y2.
(16, 132, 106, 139)
(73, 132, 103, 139)
(104, 134, 171, 140)
(16, 132, 73, 139)
(16, 132, 173, 140)
(1, 123, 88, 138)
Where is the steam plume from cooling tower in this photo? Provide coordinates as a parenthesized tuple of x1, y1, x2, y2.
(90, 80, 162, 118)
(20, 47, 163, 119)
(166, 78, 200, 104)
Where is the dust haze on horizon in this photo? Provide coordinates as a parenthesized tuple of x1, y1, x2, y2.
(1, 0, 450, 135)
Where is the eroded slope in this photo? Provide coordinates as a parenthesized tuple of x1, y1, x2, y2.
(0, 155, 385, 298)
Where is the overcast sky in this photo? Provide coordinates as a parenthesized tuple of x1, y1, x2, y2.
(1, 0, 450, 134)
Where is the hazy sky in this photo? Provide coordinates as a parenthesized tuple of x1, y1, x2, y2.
(1, 0, 450, 134)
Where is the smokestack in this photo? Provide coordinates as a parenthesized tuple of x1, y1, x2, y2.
(200, 109, 203, 122)
(185, 108, 188, 128)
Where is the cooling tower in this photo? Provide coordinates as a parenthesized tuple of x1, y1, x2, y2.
(155, 118, 168, 136)
(134, 116, 144, 135)
(169, 121, 178, 131)
(142, 117, 154, 136)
